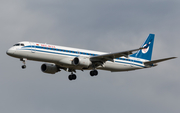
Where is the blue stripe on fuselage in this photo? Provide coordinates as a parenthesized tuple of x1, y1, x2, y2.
(21, 45, 145, 68)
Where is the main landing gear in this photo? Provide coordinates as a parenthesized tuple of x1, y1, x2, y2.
(90, 70, 98, 76)
(20, 58, 27, 69)
(68, 70, 98, 81)
(68, 73, 77, 81)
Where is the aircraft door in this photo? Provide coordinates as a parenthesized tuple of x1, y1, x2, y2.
(130, 59, 134, 67)
(30, 42, 36, 53)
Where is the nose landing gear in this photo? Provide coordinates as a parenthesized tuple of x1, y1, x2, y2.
(20, 58, 27, 69)
(22, 65, 26, 69)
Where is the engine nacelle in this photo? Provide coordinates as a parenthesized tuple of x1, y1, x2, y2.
(72, 57, 92, 68)
(41, 63, 59, 74)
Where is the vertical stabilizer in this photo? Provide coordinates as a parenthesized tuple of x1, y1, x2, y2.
(130, 34, 155, 61)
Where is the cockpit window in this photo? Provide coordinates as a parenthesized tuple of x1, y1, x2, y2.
(13, 44, 20, 46)
(13, 43, 25, 46)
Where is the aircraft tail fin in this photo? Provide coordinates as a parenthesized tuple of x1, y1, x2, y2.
(130, 34, 155, 61)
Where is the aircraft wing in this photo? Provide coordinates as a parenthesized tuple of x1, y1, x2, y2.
(90, 47, 143, 62)
(144, 57, 177, 65)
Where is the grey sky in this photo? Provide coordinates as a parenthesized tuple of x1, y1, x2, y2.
(1, 0, 179, 113)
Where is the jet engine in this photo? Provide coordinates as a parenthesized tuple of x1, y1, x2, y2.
(41, 63, 59, 74)
(72, 57, 92, 68)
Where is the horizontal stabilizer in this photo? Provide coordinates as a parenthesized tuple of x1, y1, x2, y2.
(144, 57, 177, 65)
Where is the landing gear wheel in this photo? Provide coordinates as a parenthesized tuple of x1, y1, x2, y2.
(72, 74, 77, 80)
(68, 74, 77, 81)
(90, 71, 94, 76)
(94, 70, 98, 76)
(90, 70, 98, 76)
(22, 65, 26, 69)
(68, 75, 73, 80)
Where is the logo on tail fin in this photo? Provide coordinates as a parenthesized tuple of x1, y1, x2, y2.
(142, 41, 151, 54)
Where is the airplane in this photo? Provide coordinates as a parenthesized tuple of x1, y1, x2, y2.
(6, 34, 176, 80)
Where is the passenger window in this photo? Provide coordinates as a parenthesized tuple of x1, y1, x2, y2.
(21, 44, 25, 46)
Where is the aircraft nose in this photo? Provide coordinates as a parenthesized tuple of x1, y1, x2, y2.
(6, 49, 14, 56)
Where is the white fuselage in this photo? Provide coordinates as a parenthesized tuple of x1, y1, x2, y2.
(7, 41, 147, 72)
